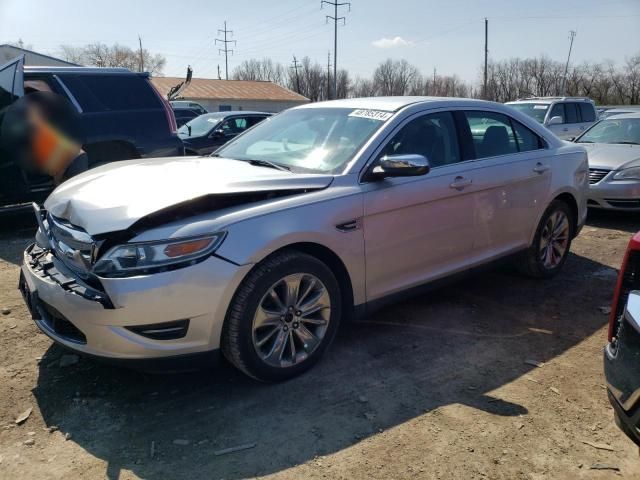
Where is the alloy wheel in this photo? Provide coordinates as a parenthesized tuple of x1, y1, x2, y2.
(251, 273, 331, 368)
(539, 210, 570, 269)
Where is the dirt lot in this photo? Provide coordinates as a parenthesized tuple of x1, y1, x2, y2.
(0, 210, 639, 480)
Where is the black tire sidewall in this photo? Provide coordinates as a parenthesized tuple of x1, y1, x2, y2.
(226, 252, 342, 382)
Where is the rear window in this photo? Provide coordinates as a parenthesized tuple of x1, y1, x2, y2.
(579, 103, 596, 122)
(59, 74, 161, 112)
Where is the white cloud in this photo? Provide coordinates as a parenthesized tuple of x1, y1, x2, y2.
(371, 36, 414, 49)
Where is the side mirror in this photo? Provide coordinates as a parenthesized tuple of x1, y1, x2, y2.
(209, 128, 225, 139)
(370, 154, 430, 179)
(546, 116, 563, 126)
(568, 136, 576, 142)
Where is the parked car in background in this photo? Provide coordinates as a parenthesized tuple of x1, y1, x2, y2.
(178, 111, 271, 155)
(19, 97, 588, 381)
(574, 113, 640, 210)
(506, 96, 597, 140)
(170, 100, 207, 115)
(172, 107, 200, 128)
(0, 56, 183, 210)
(604, 231, 640, 447)
(599, 107, 640, 120)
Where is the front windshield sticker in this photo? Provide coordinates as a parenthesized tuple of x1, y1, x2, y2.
(348, 109, 394, 121)
(533, 105, 548, 109)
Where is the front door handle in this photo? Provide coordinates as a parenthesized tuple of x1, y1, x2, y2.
(533, 163, 550, 174)
(449, 176, 472, 190)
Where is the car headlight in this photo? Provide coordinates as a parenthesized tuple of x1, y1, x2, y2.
(613, 167, 640, 181)
(93, 233, 226, 277)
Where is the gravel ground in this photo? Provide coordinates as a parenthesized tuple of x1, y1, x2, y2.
(0, 210, 639, 480)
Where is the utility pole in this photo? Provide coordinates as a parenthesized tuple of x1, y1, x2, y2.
(327, 51, 332, 100)
(321, 0, 350, 99)
(138, 35, 144, 72)
(215, 21, 236, 80)
(291, 55, 301, 94)
(562, 30, 576, 95)
(483, 18, 488, 99)
(217, 65, 222, 80)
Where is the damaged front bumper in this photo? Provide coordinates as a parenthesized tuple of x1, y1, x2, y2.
(20, 243, 251, 364)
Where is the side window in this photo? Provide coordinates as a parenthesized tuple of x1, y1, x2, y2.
(381, 111, 460, 168)
(60, 74, 160, 112)
(565, 103, 579, 123)
(0, 59, 21, 110)
(579, 103, 596, 122)
(221, 117, 248, 135)
(464, 111, 518, 159)
(549, 103, 565, 123)
(512, 120, 545, 152)
(247, 116, 266, 127)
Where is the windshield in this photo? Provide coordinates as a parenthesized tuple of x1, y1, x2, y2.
(215, 107, 390, 173)
(507, 103, 549, 123)
(576, 118, 640, 144)
(178, 114, 224, 137)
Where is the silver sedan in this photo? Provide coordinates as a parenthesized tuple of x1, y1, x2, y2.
(20, 97, 588, 381)
(576, 113, 640, 211)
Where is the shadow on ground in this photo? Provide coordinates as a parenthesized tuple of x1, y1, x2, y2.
(31, 248, 614, 480)
(586, 208, 640, 234)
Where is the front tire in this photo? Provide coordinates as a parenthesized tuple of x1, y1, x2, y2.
(221, 250, 341, 382)
(521, 200, 574, 278)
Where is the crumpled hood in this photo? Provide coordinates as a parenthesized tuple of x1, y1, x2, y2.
(44, 156, 333, 235)
(583, 143, 640, 170)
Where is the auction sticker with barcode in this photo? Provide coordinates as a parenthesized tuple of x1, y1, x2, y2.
(348, 109, 394, 121)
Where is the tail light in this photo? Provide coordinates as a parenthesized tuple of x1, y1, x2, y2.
(147, 79, 177, 134)
(608, 232, 640, 341)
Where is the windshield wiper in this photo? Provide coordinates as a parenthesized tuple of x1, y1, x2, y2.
(246, 159, 291, 172)
(613, 141, 640, 145)
(577, 140, 594, 143)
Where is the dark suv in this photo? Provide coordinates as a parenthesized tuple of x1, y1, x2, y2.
(0, 56, 183, 209)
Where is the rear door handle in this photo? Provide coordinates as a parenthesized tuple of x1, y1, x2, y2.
(449, 176, 472, 190)
(533, 163, 550, 174)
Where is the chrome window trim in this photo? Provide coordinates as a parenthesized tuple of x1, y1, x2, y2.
(52, 74, 83, 113)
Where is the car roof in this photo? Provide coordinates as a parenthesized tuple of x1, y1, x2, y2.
(606, 112, 640, 120)
(200, 111, 271, 117)
(506, 97, 594, 105)
(24, 66, 145, 76)
(295, 96, 507, 112)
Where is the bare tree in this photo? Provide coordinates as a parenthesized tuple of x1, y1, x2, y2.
(232, 58, 285, 85)
(58, 43, 166, 75)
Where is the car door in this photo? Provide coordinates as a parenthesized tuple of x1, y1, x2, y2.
(362, 110, 475, 301)
(0, 55, 26, 206)
(461, 110, 552, 257)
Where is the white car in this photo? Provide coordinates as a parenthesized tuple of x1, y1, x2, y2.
(506, 97, 598, 140)
(20, 97, 589, 381)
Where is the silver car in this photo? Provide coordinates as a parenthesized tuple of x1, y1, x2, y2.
(575, 113, 640, 211)
(19, 97, 589, 381)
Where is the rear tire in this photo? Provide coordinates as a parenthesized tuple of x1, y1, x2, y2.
(221, 250, 341, 382)
(521, 200, 574, 278)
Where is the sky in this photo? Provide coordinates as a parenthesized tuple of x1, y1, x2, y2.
(2, 0, 639, 85)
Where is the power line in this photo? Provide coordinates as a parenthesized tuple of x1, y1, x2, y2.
(321, 0, 350, 99)
(215, 21, 236, 80)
